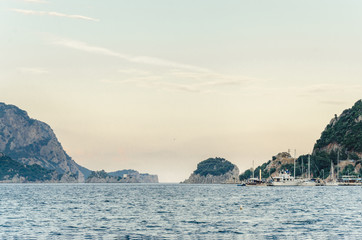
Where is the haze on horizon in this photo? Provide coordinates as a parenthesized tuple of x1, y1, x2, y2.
(1, 0, 361, 182)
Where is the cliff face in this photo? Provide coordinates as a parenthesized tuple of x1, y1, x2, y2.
(0, 103, 90, 182)
(183, 158, 240, 184)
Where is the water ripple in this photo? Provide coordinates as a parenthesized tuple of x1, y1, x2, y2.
(0, 184, 361, 239)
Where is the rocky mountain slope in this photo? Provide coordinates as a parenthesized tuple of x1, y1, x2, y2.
(239, 99, 362, 180)
(314, 99, 362, 158)
(0, 102, 90, 182)
(183, 157, 239, 184)
(0, 153, 78, 183)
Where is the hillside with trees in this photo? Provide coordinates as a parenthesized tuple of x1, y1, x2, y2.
(239, 99, 362, 181)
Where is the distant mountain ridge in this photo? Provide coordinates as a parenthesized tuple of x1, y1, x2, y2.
(87, 169, 158, 183)
(0, 102, 91, 181)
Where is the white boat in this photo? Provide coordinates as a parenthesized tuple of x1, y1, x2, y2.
(325, 181, 339, 186)
(299, 179, 317, 186)
(269, 170, 300, 186)
(338, 175, 362, 186)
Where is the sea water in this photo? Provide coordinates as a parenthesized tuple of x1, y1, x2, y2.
(0, 184, 361, 239)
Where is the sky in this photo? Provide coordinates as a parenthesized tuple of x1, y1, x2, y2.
(1, 0, 361, 182)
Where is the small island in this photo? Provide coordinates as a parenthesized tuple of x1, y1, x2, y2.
(183, 157, 239, 184)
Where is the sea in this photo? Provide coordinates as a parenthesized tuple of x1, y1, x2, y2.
(0, 184, 361, 239)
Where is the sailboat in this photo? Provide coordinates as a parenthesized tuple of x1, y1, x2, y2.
(299, 155, 317, 186)
(325, 160, 338, 186)
(245, 161, 266, 186)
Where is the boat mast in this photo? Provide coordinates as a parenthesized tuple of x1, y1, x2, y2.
(337, 149, 340, 179)
(259, 168, 261, 181)
(330, 161, 334, 180)
(252, 160, 255, 178)
(308, 155, 311, 179)
(294, 149, 296, 179)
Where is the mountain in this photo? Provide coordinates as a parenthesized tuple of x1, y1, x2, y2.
(86, 169, 159, 183)
(183, 157, 239, 184)
(0, 102, 91, 182)
(314, 99, 362, 157)
(311, 99, 362, 177)
(239, 99, 362, 180)
(0, 153, 78, 183)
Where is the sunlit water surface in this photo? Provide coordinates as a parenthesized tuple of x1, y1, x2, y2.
(0, 184, 361, 239)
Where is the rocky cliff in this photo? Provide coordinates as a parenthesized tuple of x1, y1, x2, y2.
(183, 157, 240, 184)
(0, 102, 90, 182)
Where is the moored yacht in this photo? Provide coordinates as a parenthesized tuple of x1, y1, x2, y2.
(299, 179, 317, 186)
(268, 170, 300, 186)
(338, 175, 362, 186)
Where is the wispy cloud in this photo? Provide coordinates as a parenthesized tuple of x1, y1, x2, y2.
(52, 38, 208, 72)
(18, 67, 49, 74)
(11, 9, 99, 22)
(51, 37, 253, 93)
(299, 83, 362, 96)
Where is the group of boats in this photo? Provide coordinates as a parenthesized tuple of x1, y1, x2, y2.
(239, 155, 362, 187)
(240, 170, 362, 186)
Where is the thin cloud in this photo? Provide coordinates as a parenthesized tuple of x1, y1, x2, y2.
(11, 9, 99, 22)
(18, 67, 49, 74)
(299, 83, 362, 96)
(52, 38, 209, 72)
(52, 37, 253, 93)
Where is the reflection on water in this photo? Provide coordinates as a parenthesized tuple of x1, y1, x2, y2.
(0, 184, 361, 239)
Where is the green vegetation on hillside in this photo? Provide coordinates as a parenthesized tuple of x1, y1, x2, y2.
(239, 160, 272, 181)
(194, 157, 235, 177)
(314, 100, 362, 152)
(88, 170, 109, 179)
(0, 154, 59, 181)
(239, 100, 362, 181)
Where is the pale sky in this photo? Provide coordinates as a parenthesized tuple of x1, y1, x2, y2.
(1, 0, 361, 182)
